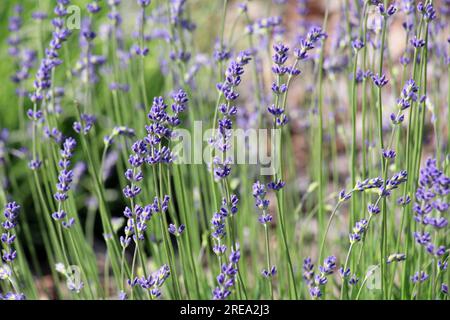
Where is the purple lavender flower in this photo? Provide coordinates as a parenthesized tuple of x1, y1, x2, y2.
(294, 26, 327, 60)
(442, 283, 448, 295)
(8, 6, 37, 97)
(72, 17, 106, 84)
(411, 271, 429, 284)
(413, 159, 449, 231)
(382, 149, 396, 160)
(351, 38, 365, 51)
(143, 93, 188, 165)
(414, 231, 431, 245)
(372, 73, 389, 87)
(137, 0, 151, 7)
(397, 79, 419, 110)
(73, 114, 96, 135)
(349, 219, 368, 243)
(0, 292, 26, 300)
(252, 181, 272, 224)
(339, 189, 352, 202)
(418, 2, 436, 21)
(410, 36, 425, 48)
(168, 223, 185, 236)
(212, 52, 251, 180)
(261, 265, 277, 278)
(382, 170, 408, 196)
(31, 0, 72, 103)
(87, 1, 102, 14)
(210, 195, 238, 244)
(309, 286, 322, 299)
(121, 202, 156, 244)
(303, 257, 315, 286)
(170, 0, 196, 32)
(378, 3, 397, 17)
(349, 274, 359, 286)
(31, 12, 48, 21)
(214, 42, 231, 63)
(354, 177, 384, 191)
(397, 195, 411, 206)
(267, 179, 286, 191)
(339, 267, 351, 278)
(213, 248, 240, 300)
(319, 256, 337, 275)
(1, 202, 20, 263)
(368, 203, 381, 215)
(52, 137, 77, 228)
(137, 264, 170, 298)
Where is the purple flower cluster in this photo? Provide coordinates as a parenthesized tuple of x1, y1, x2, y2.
(268, 27, 326, 128)
(87, 1, 102, 14)
(213, 248, 240, 300)
(137, 0, 151, 8)
(354, 176, 384, 191)
(246, 16, 282, 35)
(442, 283, 449, 295)
(7, 6, 22, 58)
(261, 266, 277, 279)
(168, 223, 185, 237)
(210, 195, 239, 254)
(418, 2, 436, 21)
(0, 292, 25, 300)
(131, 0, 150, 58)
(213, 52, 251, 180)
(8, 5, 36, 97)
(339, 189, 353, 202)
(339, 267, 358, 286)
(120, 195, 169, 247)
(128, 264, 170, 299)
(303, 256, 337, 299)
(378, 3, 397, 17)
(252, 181, 272, 224)
(397, 79, 419, 111)
(73, 114, 96, 135)
(372, 73, 389, 88)
(144, 92, 188, 164)
(214, 41, 231, 63)
(72, 14, 106, 84)
(349, 219, 368, 243)
(168, 0, 196, 64)
(107, 0, 122, 27)
(123, 91, 187, 185)
(44, 126, 64, 144)
(410, 36, 426, 48)
(382, 149, 396, 160)
(211, 210, 226, 246)
(414, 159, 449, 228)
(411, 160, 449, 263)
(52, 137, 77, 229)
(411, 271, 429, 284)
(1, 202, 20, 263)
(30, 0, 72, 103)
(295, 26, 327, 58)
(124, 140, 146, 199)
(380, 170, 408, 197)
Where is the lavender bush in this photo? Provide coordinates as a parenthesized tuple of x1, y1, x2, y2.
(0, 0, 449, 300)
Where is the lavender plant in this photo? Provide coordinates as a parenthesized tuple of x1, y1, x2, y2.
(0, 0, 448, 301)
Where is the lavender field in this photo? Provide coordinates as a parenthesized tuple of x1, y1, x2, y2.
(0, 0, 449, 300)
